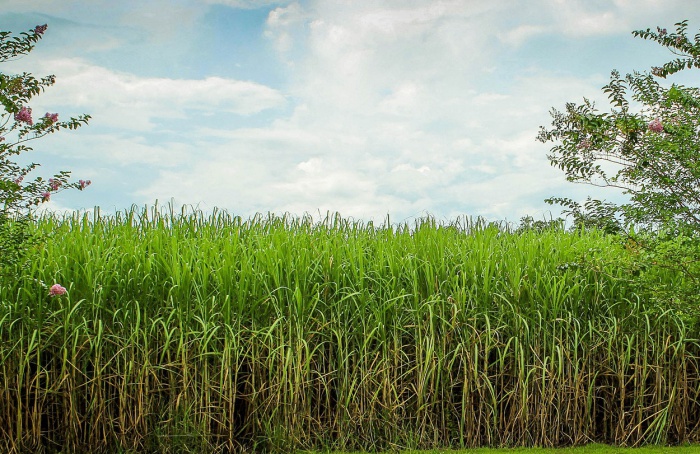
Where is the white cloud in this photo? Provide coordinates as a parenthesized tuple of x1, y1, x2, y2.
(378, 82, 421, 115)
(265, 2, 308, 54)
(499, 24, 546, 46)
(132, 0, 618, 222)
(204, 0, 293, 9)
(498, 0, 700, 47)
(9, 0, 696, 222)
(4, 58, 287, 131)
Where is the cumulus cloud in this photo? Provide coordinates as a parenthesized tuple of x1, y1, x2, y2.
(4, 58, 287, 131)
(7, 0, 697, 222)
(132, 0, 619, 221)
(264, 2, 308, 54)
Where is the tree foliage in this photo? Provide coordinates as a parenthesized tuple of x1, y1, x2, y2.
(539, 65, 700, 229)
(0, 25, 90, 278)
(633, 20, 700, 78)
(539, 20, 700, 321)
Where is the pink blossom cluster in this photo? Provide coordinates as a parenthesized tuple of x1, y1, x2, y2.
(49, 283, 67, 297)
(34, 24, 47, 35)
(0, 136, 4, 142)
(44, 112, 59, 123)
(49, 178, 61, 191)
(648, 118, 664, 133)
(14, 175, 24, 185)
(657, 27, 667, 37)
(577, 138, 592, 150)
(42, 192, 51, 202)
(79, 179, 91, 190)
(14, 106, 33, 125)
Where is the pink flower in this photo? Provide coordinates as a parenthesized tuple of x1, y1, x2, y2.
(49, 284, 67, 297)
(44, 112, 59, 123)
(49, 178, 61, 191)
(79, 179, 91, 190)
(0, 136, 5, 142)
(34, 24, 48, 35)
(657, 27, 667, 37)
(648, 118, 664, 133)
(42, 191, 51, 202)
(14, 176, 23, 185)
(577, 138, 592, 150)
(14, 106, 33, 125)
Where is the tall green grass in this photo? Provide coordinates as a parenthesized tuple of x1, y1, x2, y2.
(0, 205, 698, 453)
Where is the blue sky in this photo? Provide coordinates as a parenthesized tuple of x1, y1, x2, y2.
(2, 0, 700, 224)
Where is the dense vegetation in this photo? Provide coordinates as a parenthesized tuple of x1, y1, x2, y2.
(0, 206, 698, 453)
(3, 18, 700, 454)
(539, 20, 700, 316)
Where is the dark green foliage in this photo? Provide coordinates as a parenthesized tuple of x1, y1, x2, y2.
(514, 215, 565, 234)
(632, 20, 700, 78)
(0, 213, 37, 278)
(1, 209, 699, 453)
(0, 25, 90, 280)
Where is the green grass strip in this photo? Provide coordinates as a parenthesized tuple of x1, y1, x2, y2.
(320, 444, 700, 453)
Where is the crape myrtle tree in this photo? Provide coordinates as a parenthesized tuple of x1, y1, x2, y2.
(538, 20, 700, 320)
(0, 24, 90, 279)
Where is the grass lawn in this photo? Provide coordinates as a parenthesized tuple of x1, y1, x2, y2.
(320, 445, 700, 454)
